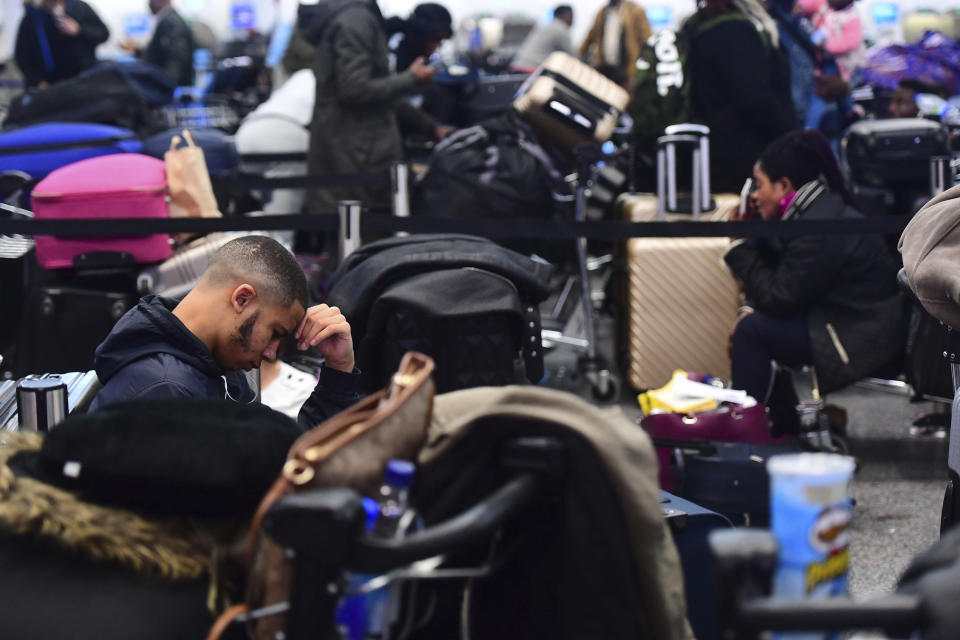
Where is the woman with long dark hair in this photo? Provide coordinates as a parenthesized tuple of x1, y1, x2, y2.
(724, 129, 904, 434)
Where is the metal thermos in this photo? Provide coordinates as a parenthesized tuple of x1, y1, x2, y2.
(17, 376, 68, 432)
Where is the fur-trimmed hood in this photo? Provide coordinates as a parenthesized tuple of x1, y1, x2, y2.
(0, 432, 227, 581)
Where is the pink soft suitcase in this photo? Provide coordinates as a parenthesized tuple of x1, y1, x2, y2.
(32, 154, 172, 269)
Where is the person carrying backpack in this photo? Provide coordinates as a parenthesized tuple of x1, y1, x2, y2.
(686, 0, 796, 192)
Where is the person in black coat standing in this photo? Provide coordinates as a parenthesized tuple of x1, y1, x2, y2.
(724, 130, 904, 433)
(687, 0, 796, 192)
(122, 0, 195, 87)
(14, 0, 109, 88)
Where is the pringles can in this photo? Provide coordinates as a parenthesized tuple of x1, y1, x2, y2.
(767, 453, 856, 640)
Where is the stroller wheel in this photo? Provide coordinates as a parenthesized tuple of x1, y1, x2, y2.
(590, 370, 620, 404)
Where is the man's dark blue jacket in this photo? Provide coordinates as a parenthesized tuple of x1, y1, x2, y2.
(89, 296, 360, 429)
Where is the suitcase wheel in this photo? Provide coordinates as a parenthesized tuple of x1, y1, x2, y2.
(40, 295, 55, 317)
(110, 300, 128, 321)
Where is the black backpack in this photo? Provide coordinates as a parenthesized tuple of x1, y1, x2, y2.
(413, 111, 568, 222)
(325, 234, 552, 394)
(3, 62, 174, 132)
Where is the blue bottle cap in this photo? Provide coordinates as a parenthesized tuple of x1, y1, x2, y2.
(385, 459, 415, 488)
(362, 497, 380, 532)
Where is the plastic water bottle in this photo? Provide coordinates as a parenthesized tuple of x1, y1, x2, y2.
(365, 460, 417, 638)
(335, 498, 380, 640)
(373, 460, 415, 538)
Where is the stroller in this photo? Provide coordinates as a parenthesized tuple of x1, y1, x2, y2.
(324, 234, 553, 394)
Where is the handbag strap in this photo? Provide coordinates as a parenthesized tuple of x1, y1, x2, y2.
(31, 8, 56, 76)
(205, 604, 251, 640)
(243, 352, 436, 568)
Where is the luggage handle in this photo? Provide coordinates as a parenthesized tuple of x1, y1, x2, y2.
(664, 124, 711, 209)
(657, 134, 702, 220)
(651, 436, 718, 457)
(72, 251, 137, 271)
(656, 126, 713, 218)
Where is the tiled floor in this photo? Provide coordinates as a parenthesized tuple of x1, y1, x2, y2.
(834, 382, 946, 599)
(543, 316, 951, 601)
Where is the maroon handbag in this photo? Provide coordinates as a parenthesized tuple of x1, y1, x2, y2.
(640, 403, 780, 490)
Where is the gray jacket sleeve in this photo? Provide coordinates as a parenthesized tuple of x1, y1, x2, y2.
(331, 8, 419, 106)
(395, 100, 438, 136)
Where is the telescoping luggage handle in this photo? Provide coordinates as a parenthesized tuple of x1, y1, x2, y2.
(657, 124, 712, 220)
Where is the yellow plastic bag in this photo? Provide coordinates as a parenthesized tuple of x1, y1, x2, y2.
(637, 370, 719, 416)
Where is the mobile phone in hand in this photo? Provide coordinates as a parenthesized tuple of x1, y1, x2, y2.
(739, 178, 754, 217)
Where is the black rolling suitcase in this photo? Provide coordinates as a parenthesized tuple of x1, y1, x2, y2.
(844, 118, 951, 187)
(12, 257, 139, 376)
(662, 491, 732, 640)
(462, 74, 528, 125)
(843, 118, 952, 216)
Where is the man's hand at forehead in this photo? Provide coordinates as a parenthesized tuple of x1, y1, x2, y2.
(295, 304, 355, 373)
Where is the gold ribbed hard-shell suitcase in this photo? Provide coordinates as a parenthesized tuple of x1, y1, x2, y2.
(513, 52, 629, 152)
(620, 127, 742, 390)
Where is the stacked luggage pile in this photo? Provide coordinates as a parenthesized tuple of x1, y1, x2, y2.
(3, 22, 960, 640)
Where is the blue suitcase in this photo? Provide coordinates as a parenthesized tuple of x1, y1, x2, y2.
(662, 491, 733, 640)
(141, 127, 239, 177)
(0, 123, 141, 180)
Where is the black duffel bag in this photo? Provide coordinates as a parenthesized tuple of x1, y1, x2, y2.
(3, 62, 175, 132)
(413, 111, 569, 222)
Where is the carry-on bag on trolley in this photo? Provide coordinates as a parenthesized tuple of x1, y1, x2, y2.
(30, 154, 172, 270)
(617, 126, 742, 390)
(0, 123, 141, 181)
(513, 51, 630, 152)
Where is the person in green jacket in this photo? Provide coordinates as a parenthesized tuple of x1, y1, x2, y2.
(303, 0, 452, 213)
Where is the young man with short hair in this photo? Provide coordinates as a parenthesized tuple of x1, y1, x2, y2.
(89, 236, 358, 429)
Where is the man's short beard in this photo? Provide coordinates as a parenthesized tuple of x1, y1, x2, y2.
(231, 311, 259, 351)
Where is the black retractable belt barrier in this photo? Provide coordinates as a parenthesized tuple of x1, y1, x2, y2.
(211, 170, 392, 193)
(0, 213, 340, 237)
(0, 214, 912, 240)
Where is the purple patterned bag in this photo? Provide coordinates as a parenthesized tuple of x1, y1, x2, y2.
(861, 30, 960, 94)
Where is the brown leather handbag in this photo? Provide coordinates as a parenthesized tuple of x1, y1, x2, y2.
(207, 352, 436, 640)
